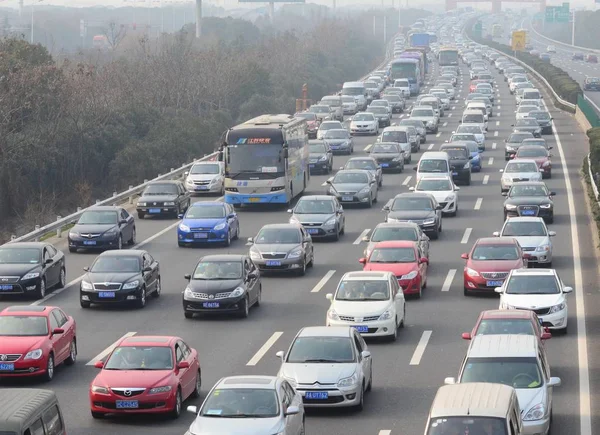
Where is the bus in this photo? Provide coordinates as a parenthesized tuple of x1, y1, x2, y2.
(390, 58, 421, 95)
(438, 47, 459, 66)
(403, 47, 429, 73)
(220, 114, 309, 206)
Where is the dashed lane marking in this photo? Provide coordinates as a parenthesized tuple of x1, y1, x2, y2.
(246, 332, 284, 366)
(311, 270, 336, 293)
(441, 269, 456, 292)
(409, 330, 433, 365)
(402, 176, 412, 186)
(354, 229, 370, 245)
(461, 228, 472, 244)
(494, 131, 499, 137)
(483, 175, 489, 185)
(488, 157, 494, 165)
(428, 144, 434, 150)
(492, 142, 497, 150)
(474, 198, 483, 210)
(87, 332, 137, 365)
(364, 144, 373, 152)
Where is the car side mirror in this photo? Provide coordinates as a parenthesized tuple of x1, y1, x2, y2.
(227, 213, 236, 219)
(494, 287, 503, 294)
(492, 231, 500, 237)
(94, 360, 104, 369)
(468, 156, 473, 160)
(550, 191, 556, 196)
(563, 286, 573, 294)
(548, 231, 556, 237)
(83, 266, 89, 272)
(541, 332, 552, 340)
(454, 186, 460, 191)
(444, 377, 456, 385)
(187, 405, 198, 414)
(285, 405, 300, 416)
(52, 328, 64, 335)
(247, 237, 254, 243)
(548, 377, 561, 387)
(413, 166, 418, 171)
(361, 350, 371, 359)
(287, 209, 293, 213)
(499, 169, 504, 173)
(436, 205, 443, 210)
(420, 257, 429, 264)
(119, 219, 127, 225)
(184, 274, 191, 280)
(408, 187, 415, 191)
(501, 192, 507, 196)
(177, 361, 190, 369)
(276, 351, 285, 360)
(45, 258, 53, 265)
(359, 258, 366, 264)
(461, 332, 472, 340)
(248, 271, 258, 279)
(177, 214, 183, 219)
(143, 266, 152, 272)
(327, 178, 334, 184)
(460, 253, 469, 260)
(326, 293, 333, 301)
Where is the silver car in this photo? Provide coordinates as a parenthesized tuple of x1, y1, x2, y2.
(493, 217, 555, 266)
(341, 95, 358, 115)
(410, 107, 439, 134)
(398, 119, 427, 144)
(185, 376, 305, 435)
(317, 120, 344, 140)
(327, 169, 378, 207)
(248, 223, 315, 276)
(323, 129, 353, 155)
(369, 99, 393, 116)
(500, 159, 543, 193)
(340, 157, 383, 188)
(362, 221, 430, 259)
(309, 104, 334, 122)
(350, 112, 379, 135)
(184, 161, 225, 195)
(454, 124, 485, 148)
(276, 326, 373, 410)
(288, 195, 345, 241)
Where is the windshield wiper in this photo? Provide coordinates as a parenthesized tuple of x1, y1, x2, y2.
(302, 358, 342, 363)
(222, 414, 255, 418)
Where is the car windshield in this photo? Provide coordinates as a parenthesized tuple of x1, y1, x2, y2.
(324, 129, 348, 139)
(309, 144, 326, 153)
(294, 199, 335, 214)
(463, 142, 479, 153)
(510, 185, 548, 196)
(508, 133, 533, 143)
(442, 147, 468, 159)
(368, 107, 387, 115)
(104, 346, 174, 370)
(417, 179, 453, 191)
(529, 111, 550, 120)
(0, 316, 48, 336)
(310, 106, 329, 113)
(371, 226, 418, 242)
(384, 95, 400, 102)
(372, 143, 400, 154)
(400, 121, 422, 129)
(478, 88, 492, 94)
(517, 119, 539, 127)
(295, 112, 317, 121)
(426, 417, 508, 435)
(524, 92, 541, 99)
(419, 159, 448, 173)
(0, 248, 40, 264)
(461, 357, 543, 389)
(143, 184, 179, 195)
(78, 210, 118, 225)
(517, 148, 547, 158)
(185, 205, 225, 219)
(391, 197, 433, 211)
(255, 228, 301, 244)
(457, 126, 481, 134)
(463, 114, 483, 123)
(286, 336, 355, 363)
(505, 162, 538, 173)
(193, 261, 243, 280)
(505, 275, 560, 295)
(472, 244, 519, 260)
(353, 114, 375, 121)
(523, 140, 547, 147)
(369, 247, 416, 263)
(381, 131, 408, 143)
(200, 388, 279, 418)
(451, 134, 476, 142)
(190, 164, 220, 175)
(432, 93, 447, 100)
(335, 171, 370, 182)
(476, 319, 536, 336)
(335, 279, 390, 301)
(319, 123, 339, 131)
(341, 96, 355, 103)
(517, 107, 534, 115)
(91, 256, 140, 273)
(371, 101, 387, 107)
(412, 109, 433, 117)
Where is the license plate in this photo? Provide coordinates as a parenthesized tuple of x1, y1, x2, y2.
(381, 163, 390, 167)
(0, 363, 14, 371)
(98, 291, 115, 298)
(83, 240, 97, 246)
(307, 228, 319, 234)
(309, 165, 315, 168)
(353, 325, 369, 333)
(196, 186, 208, 190)
(202, 302, 220, 308)
(266, 260, 281, 266)
(116, 400, 139, 409)
(452, 172, 458, 176)
(248, 197, 261, 203)
(0, 285, 13, 291)
(486, 280, 503, 287)
(330, 146, 339, 149)
(149, 208, 161, 214)
(194, 233, 208, 239)
(342, 196, 353, 202)
(305, 391, 328, 400)
(521, 210, 536, 216)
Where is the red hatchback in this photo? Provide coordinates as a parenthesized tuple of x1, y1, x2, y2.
(462, 237, 527, 296)
(0, 305, 77, 381)
(461, 309, 551, 342)
(360, 240, 428, 298)
(90, 335, 201, 419)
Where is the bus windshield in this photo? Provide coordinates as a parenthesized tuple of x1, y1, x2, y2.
(391, 62, 417, 79)
(227, 144, 284, 174)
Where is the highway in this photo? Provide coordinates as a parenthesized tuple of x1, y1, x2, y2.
(1, 31, 599, 435)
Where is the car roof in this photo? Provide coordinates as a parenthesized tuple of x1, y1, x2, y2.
(298, 195, 335, 201)
(146, 180, 180, 185)
(372, 240, 417, 249)
(119, 335, 177, 347)
(506, 159, 538, 166)
(475, 237, 518, 245)
(85, 206, 121, 211)
(1, 242, 46, 249)
(373, 221, 420, 229)
(298, 326, 353, 338)
(517, 145, 547, 151)
(341, 271, 393, 281)
(430, 383, 516, 419)
(417, 175, 452, 181)
(504, 216, 545, 223)
(199, 254, 245, 262)
(480, 309, 534, 320)
(509, 180, 546, 186)
(260, 223, 303, 230)
(419, 151, 449, 159)
(509, 268, 557, 277)
(394, 191, 434, 199)
(215, 375, 279, 390)
(467, 334, 537, 358)
(0, 305, 55, 316)
(97, 250, 145, 257)
(190, 201, 224, 208)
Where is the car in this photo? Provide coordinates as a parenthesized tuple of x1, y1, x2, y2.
(359, 241, 428, 299)
(546, 45, 556, 53)
(319, 95, 344, 121)
(68, 206, 136, 253)
(317, 120, 344, 140)
(308, 140, 333, 174)
(0, 242, 66, 299)
(327, 169, 378, 206)
(511, 118, 542, 138)
(383, 192, 443, 239)
(584, 77, 600, 91)
(248, 223, 314, 275)
(322, 128, 353, 155)
(409, 175, 459, 216)
(493, 217, 555, 267)
(474, 85, 494, 102)
(527, 110, 553, 135)
(350, 112, 379, 135)
(80, 250, 160, 309)
(418, 96, 444, 118)
(401, 125, 421, 153)
(295, 112, 320, 138)
(572, 53, 584, 61)
(464, 92, 487, 107)
(182, 254, 261, 318)
(177, 201, 239, 247)
(288, 195, 345, 240)
(410, 107, 439, 133)
(89, 335, 201, 419)
(472, 96, 493, 116)
(514, 145, 553, 178)
(504, 132, 535, 160)
(430, 91, 451, 110)
(586, 54, 598, 63)
(341, 95, 359, 115)
(183, 161, 225, 195)
(500, 159, 542, 193)
(367, 142, 405, 172)
(460, 140, 482, 171)
(136, 180, 191, 219)
(461, 309, 552, 342)
(369, 99, 393, 116)
(515, 104, 537, 121)
(308, 104, 335, 123)
(502, 181, 556, 223)
(461, 236, 527, 296)
(0, 305, 76, 381)
(454, 124, 485, 148)
(521, 137, 551, 150)
(381, 94, 405, 113)
(377, 126, 413, 158)
(275, 326, 372, 410)
(186, 376, 305, 435)
(366, 106, 391, 127)
(439, 143, 473, 186)
(362, 221, 430, 259)
(518, 99, 541, 109)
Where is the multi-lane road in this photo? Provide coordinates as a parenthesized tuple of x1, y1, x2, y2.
(2, 33, 599, 435)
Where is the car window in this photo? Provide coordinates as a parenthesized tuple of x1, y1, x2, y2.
(49, 313, 59, 331)
(353, 334, 363, 353)
(46, 245, 57, 257)
(52, 310, 67, 327)
(175, 345, 184, 363)
(43, 249, 52, 263)
(42, 405, 64, 435)
(180, 341, 191, 358)
(121, 209, 130, 220)
(26, 419, 45, 435)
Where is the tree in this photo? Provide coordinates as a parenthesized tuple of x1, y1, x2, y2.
(103, 21, 127, 51)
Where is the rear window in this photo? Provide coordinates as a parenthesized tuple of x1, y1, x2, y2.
(524, 91, 541, 99)
(381, 131, 408, 143)
(441, 147, 468, 159)
(463, 114, 484, 123)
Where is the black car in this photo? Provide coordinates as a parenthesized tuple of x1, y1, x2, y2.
(182, 254, 261, 319)
(502, 182, 555, 223)
(80, 250, 160, 309)
(383, 192, 443, 239)
(440, 143, 472, 185)
(573, 53, 584, 61)
(308, 140, 333, 174)
(504, 132, 534, 160)
(136, 180, 191, 219)
(0, 242, 65, 299)
(68, 206, 136, 252)
(368, 142, 405, 172)
(527, 110, 553, 135)
(511, 118, 542, 138)
(583, 77, 600, 91)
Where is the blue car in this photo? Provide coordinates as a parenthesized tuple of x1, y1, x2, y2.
(177, 202, 240, 247)
(464, 141, 482, 172)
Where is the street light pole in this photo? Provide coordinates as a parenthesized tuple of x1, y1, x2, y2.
(571, 10, 575, 46)
(30, 1, 34, 43)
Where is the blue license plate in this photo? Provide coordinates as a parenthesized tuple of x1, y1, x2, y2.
(98, 292, 115, 298)
(149, 208, 161, 214)
(521, 210, 536, 216)
(452, 172, 458, 176)
(0, 285, 13, 291)
(486, 280, 503, 287)
(342, 196, 353, 202)
(116, 400, 139, 409)
(307, 229, 319, 234)
(330, 146, 339, 150)
(203, 302, 220, 308)
(83, 240, 97, 246)
(196, 186, 209, 190)
(194, 233, 208, 239)
(381, 163, 390, 167)
(305, 391, 328, 400)
(353, 325, 369, 333)
(0, 363, 14, 371)
(309, 164, 315, 168)
(266, 260, 281, 266)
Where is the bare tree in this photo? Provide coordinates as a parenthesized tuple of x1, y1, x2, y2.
(103, 21, 127, 51)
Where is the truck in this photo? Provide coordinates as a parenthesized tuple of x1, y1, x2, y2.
(409, 33, 430, 49)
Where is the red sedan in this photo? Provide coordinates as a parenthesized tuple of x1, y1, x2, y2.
(90, 335, 201, 419)
(462, 237, 527, 296)
(514, 145, 552, 178)
(461, 309, 551, 342)
(359, 240, 428, 298)
(0, 305, 77, 381)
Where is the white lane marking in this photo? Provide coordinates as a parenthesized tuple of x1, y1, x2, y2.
(443, 122, 448, 127)
(379, 431, 392, 435)
(495, 120, 500, 126)
(86, 332, 137, 365)
(354, 229, 370, 245)
(311, 270, 336, 293)
(428, 144, 434, 150)
(451, 106, 455, 110)
(364, 144, 373, 152)
(436, 132, 441, 137)
(247, 332, 284, 366)
(492, 142, 497, 150)
(497, 99, 501, 103)
(461, 228, 472, 244)
(498, 105, 502, 110)
(474, 198, 483, 210)
(448, 113, 453, 118)
(409, 331, 432, 365)
(488, 157, 494, 165)
(497, 112, 501, 117)
(441, 269, 456, 292)
(494, 131, 499, 137)
(483, 175, 489, 185)
(402, 176, 412, 186)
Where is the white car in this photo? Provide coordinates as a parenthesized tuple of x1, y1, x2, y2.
(493, 217, 555, 267)
(341, 96, 359, 115)
(317, 120, 344, 140)
(350, 112, 379, 136)
(500, 159, 542, 192)
(496, 268, 572, 332)
(184, 161, 225, 194)
(547, 45, 556, 53)
(431, 91, 451, 110)
(455, 124, 485, 147)
(409, 175, 459, 216)
(515, 105, 539, 120)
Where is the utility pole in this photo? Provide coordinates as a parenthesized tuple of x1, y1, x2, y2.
(195, 0, 201, 37)
(268, 2, 274, 22)
(19, 0, 23, 18)
(571, 10, 575, 46)
(383, 15, 387, 44)
(373, 15, 376, 37)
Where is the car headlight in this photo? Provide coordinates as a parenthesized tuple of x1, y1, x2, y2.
(179, 223, 190, 232)
(534, 173, 542, 180)
(401, 271, 418, 280)
(283, 376, 297, 388)
(423, 218, 435, 225)
(327, 309, 339, 320)
(137, 202, 147, 207)
(164, 201, 175, 206)
(548, 302, 566, 314)
(122, 280, 139, 290)
(24, 349, 43, 360)
(379, 310, 392, 320)
(466, 267, 480, 277)
(323, 217, 336, 227)
(185, 179, 194, 185)
(22, 272, 40, 280)
(536, 244, 550, 252)
(427, 121, 435, 127)
(213, 222, 227, 231)
(249, 250, 261, 260)
(393, 156, 402, 161)
(337, 373, 358, 388)
(359, 187, 370, 195)
(184, 287, 194, 297)
(92, 385, 109, 394)
(209, 178, 219, 185)
(505, 204, 517, 210)
(540, 204, 552, 209)
(463, 162, 470, 169)
(444, 194, 455, 202)
(68, 231, 79, 237)
(505, 145, 514, 151)
(149, 386, 172, 394)
(523, 403, 546, 421)
(503, 303, 516, 309)
(230, 286, 245, 298)
(104, 230, 117, 236)
(319, 155, 328, 161)
(81, 281, 93, 290)
(502, 176, 512, 183)
(289, 216, 300, 224)
(288, 249, 303, 259)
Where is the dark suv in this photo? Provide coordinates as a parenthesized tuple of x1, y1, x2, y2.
(440, 144, 472, 185)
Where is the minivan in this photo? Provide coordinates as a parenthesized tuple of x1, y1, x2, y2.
(342, 81, 368, 111)
(0, 388, 66, 435)
(319, 95, 344, 122)
(377, 126, 412, 161)
(522, 88, 543, 104)
(461, 109, 488, 131)
(414, 151, 452, 181)
(393, 79, 411, 97)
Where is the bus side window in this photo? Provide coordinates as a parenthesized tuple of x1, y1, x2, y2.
(26, 418, 45, 435)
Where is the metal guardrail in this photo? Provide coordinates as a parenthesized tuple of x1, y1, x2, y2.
(587, 154, 600, 205)
(528, 20, 600, 55)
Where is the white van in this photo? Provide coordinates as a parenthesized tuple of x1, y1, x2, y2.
(393, 79, 411, 98)
(466, 101, 489, 120)
(522, 88, 543, 104)
(424, 383, 523, 434)
(415, 151, 452, 181)
(461, 109, 488, 131)
(377, 126, 412, 162)
(342, 82, 368, 111)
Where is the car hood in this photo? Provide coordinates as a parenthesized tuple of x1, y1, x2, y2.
(188, 278, 243, 292)
(291, 213, 335, 224)
(387, 210, 435, 220)
(309, 153, 327, 159)
(363, 262, 418, 277)
(0, 263, 40, 277)
(280, 363, 356, 384)
(410, 116, 435, 122)
(0, 336, 47, 354)
(468, 259, 523, 271)
(84, 272, 140, 284)
(187, 174, 220, 182)
(514, 126, 540, 132)
(331, 183, 368, 192)
(187, 416, 282, 435)
(324, 139, 350, 145)
(502, 293, 564, 309)
(503, 172, 540, 179)
(504, 197, 552, 206)
(331, 299, 391, 316)
(94, 369, 175, 389)
(138, 194, 178, 203)
(350, 120, 376, 126)
(182, 218, 226, 228)
(371, 153, 402, 159)
(418, 190, 453, 202)
(515, 387, 547, 416)
(517, 157, 548, 166)
(504, 235, 549, 248)
(72, 223, 118, 234)
(253, 243, 300, 254)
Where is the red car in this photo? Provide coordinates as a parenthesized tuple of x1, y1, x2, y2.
(461, 309, 551, 342)
(587, 55, 598, 63)
(514, 145, 552, 178)
(359, 240, 428, 298)
(0, 305, 77, 381)
(461, 237, 527, 296)
(90, 335, 201, 419)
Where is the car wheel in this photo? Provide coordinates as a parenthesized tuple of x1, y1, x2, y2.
(234, 224, 240, 240)
(57, 268, 66, 289)
(297, 260, 307, 276)
(129, 227, 136, 245)
(137, 212, 145, 219)
(465, 175, 471, 186)
(354, 382, 365, 412)
(36, 277, 46, 299)
(367, 195, 373, 208)
(430, 229, 439, 240)
(116, 235, 123, 250)
(152, 277, 161, 298)
(255, 285, 262, 307)
(332, 227, 340, 241)
(191, 370, 202, 398)
(42, 353, 55, 382)
(184, 311, 194, 319)
(239, 295, 250, 318)
(80, 299, 91, 309)
(389, 320, 397, 342)
(400, 306, 405, 327)
(65, 340, 77, 366)
(91, 411, 105, 419)
(69, 247, 77, 253)
(366, 366, 373, 392)
(170, 388, 182, 419)
(464, 287, 470, 296)
(137, 287, 146, 309)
